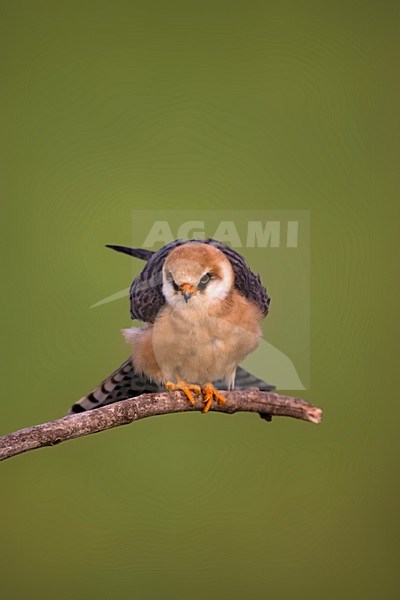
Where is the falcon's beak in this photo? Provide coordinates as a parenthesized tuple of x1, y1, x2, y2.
(180, 283, 196, 303)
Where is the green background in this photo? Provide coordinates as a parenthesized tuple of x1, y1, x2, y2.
(1, 2, 398, 599)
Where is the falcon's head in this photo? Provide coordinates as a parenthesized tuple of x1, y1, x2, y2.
(162, 243, 234, 308)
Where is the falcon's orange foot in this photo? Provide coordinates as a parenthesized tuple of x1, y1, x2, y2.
(201, 383, 228, 414)
(166, 380, 201, 406)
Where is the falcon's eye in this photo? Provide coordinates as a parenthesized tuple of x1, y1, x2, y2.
(168, 273, 179, 291)
(198, 273, 211, 291)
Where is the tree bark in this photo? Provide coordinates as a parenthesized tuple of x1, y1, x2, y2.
(0, 389, 322, 462)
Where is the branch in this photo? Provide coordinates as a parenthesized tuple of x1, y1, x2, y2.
(0, 389, 322, 462)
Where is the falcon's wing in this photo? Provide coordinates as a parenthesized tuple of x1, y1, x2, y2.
(108, 239, 270, 323)
(68, 359, 275, 414)
(105, 244, 154, 261)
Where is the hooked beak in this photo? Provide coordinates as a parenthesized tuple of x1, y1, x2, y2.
(180, 283, 196, 303)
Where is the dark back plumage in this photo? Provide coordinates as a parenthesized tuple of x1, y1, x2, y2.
(118, 238, 270, 323)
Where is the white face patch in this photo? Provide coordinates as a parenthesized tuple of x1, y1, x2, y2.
(162, 275, 179, 306)
(204, 262, 233, 302)
(162, 258, 234, 309)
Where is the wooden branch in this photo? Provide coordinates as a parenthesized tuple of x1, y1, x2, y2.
(0, 389, 322, 462)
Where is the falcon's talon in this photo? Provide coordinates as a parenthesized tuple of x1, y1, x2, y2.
(166, 381, 201, 406)
(201, 383, 228, 413)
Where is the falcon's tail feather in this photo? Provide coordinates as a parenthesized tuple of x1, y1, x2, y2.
(68, 359, 275, 414)
(68, 358, 160, 414)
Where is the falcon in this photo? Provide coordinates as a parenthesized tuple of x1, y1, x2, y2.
(69, 239, 272, 414)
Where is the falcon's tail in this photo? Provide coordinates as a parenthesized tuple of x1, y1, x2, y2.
(68, 358, 160, 414)
(68, 360, 275, 414)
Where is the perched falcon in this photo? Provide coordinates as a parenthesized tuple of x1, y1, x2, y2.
(69, 239, 272, 414)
